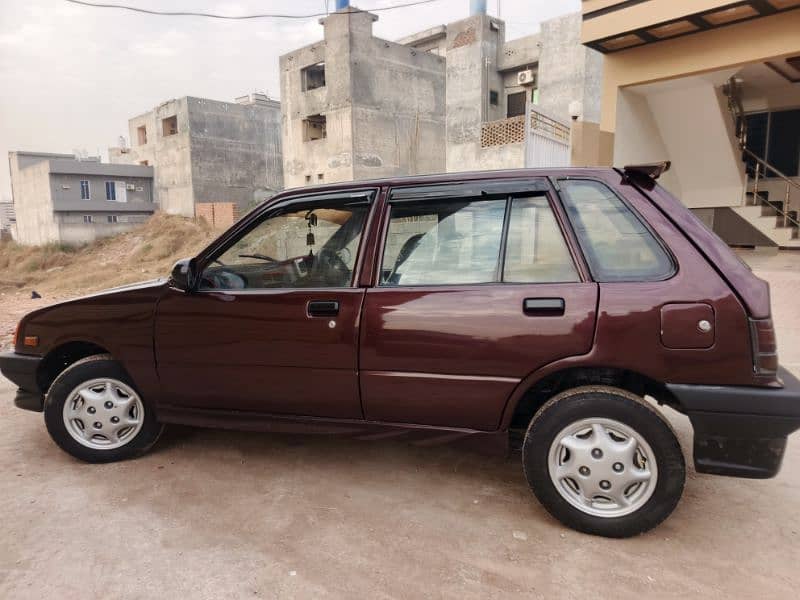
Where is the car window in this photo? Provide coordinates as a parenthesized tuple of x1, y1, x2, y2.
(559, 180, 675, 282)
(381, 199, 505, 286)
(199, 203, 369, 290)
(503, 196, 579, 283)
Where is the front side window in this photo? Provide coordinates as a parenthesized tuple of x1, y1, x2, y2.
(559, 180, 674, 282)
(80, 180, 90, 200)
(105, 181, 116, 201)
(199, 201, 369, 290)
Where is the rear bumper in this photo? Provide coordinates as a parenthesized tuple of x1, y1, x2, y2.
(667, 366, 800, 478)
(0, 352, 44, 412)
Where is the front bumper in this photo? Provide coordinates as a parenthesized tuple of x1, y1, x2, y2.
(0, 352, 44, 412)
(667, 366, 800, 478)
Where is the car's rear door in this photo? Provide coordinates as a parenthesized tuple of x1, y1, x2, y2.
(154, 189, 378, 418)
(359, 178, 598, 430)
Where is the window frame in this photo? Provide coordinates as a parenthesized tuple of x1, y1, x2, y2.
(80, 180, 90, 200)
(105, 181, 116, 201)
(193, 188, 378, 293)
(554, 177, 678, 283)
(743, 108, 800, 178)
(506, 90, 527, 118)
(377, 179, 584, 288)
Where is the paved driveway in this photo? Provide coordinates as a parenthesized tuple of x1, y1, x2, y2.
(1, 251, 799, 599)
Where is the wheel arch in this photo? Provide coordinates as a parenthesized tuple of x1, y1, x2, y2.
(503, 365, 680, 435)
(37, 341, 111, 395)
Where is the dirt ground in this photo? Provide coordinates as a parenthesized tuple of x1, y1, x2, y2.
(1, 250, 799, 599)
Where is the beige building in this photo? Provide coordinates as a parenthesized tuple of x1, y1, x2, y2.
(578, 0, 800, 248)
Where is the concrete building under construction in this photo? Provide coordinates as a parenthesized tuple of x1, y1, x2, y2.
(279, 2, 602, 188)
(110, 93, 283, 219)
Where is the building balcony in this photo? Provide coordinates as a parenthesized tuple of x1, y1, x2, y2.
(480, 109, 570, 148)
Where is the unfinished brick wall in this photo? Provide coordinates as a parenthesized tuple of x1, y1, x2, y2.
(195, 202, 240, 229)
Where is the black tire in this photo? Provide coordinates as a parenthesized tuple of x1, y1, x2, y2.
(522, 385, 685, 538)
(43, 354, 163, 463)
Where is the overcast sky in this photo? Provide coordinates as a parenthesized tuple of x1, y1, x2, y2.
(0, 0, 579, 200)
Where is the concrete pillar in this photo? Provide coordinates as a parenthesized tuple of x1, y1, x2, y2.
(444, 13, 505, 171)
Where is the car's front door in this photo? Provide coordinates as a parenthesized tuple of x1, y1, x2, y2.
(359, 179, 599, 430)
(154, 190, 377, 418)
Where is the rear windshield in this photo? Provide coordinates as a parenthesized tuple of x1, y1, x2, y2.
(559, 180, 675, 282)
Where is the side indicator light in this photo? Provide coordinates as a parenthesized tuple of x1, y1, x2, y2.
(23, 336, 39, 347)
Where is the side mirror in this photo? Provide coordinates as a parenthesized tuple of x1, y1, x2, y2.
(169, 258, 197, 291)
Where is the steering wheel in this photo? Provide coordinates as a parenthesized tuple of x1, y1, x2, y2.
(199, 268, 246, 290)
(314, 249, 351, 286)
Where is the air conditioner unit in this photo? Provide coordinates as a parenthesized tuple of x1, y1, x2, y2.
(517, 69, 536, 86)
(126, 184, 136, 190)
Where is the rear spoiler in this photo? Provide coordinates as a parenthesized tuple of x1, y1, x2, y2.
(623, 161, 671, 180)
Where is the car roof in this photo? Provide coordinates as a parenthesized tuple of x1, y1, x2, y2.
(273, 167, 617, 198)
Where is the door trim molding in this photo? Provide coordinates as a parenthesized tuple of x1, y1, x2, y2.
(362, 370, 521, 384)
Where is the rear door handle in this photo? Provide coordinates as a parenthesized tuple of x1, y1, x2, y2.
(308, 300, 340, 317)
(523, 297, 565, 316)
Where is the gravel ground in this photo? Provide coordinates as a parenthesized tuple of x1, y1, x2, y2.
(0, 250, 798, 599)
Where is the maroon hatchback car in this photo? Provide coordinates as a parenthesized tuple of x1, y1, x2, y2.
(2, 165, 799, 537)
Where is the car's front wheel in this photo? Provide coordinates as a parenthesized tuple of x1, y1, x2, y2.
(43, 355, 162, 463)
(522, 386, 685, 537)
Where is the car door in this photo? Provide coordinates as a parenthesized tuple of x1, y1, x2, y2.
(359, 178, 598, 431)
(154, 189, 377, 418)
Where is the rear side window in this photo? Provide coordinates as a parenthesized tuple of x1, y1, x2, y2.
(559, 180, 674, 282)
(381, 199, 506, 285)
(503, 196, 579, 283)
(380, 193, 579, 286)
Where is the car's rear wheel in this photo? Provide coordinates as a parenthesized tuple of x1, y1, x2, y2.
(44, 355, 162, 463)
(522, 386, 685, 537)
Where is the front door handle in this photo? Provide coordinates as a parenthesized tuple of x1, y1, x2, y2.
(523, 297, 565, 316)
(308, 300, 340, 317)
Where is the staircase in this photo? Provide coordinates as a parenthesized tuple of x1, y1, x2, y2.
(723, 78, 800, 248)
(734, 189, 800, 248)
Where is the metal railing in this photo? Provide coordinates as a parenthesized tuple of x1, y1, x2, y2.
(529, 109, 571, 143)
(723, 77, 800, 231)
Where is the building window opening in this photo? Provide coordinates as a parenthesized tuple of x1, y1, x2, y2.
(107, 215, 118, 223)
(489, 90, 499, 107)
(162, 115, 178, 136)
(83, 215, 93, 223)
(302, 62, 326, 91)
(317, 173, 324, 182)
(303, 114, 327, 141)
(305, 175, 312, 184)
(743, 109, 800, 177)
(105, 181, 116, 201)
(137, 125, 148, 145)
(80, 180, 90, 200)
(507, 91, 527, 118)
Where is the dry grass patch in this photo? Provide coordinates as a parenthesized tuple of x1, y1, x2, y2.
(0, 213, 216, 297)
